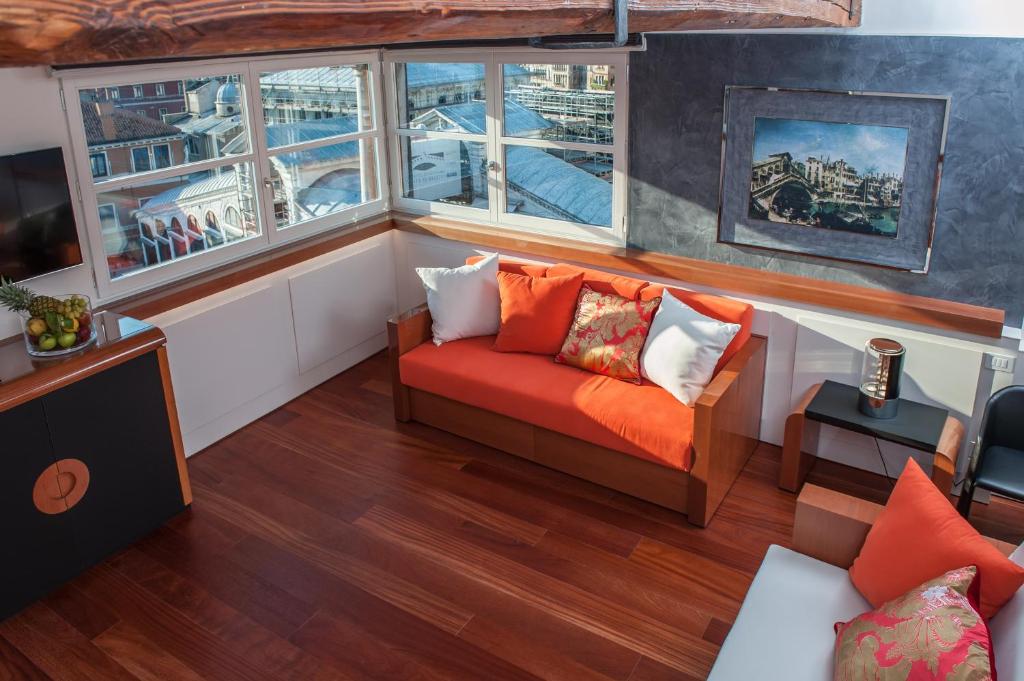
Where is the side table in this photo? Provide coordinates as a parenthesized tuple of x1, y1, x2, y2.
(779, 380, 965, 495)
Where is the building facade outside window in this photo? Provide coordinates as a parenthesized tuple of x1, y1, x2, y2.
(62, 52, 386, 299)
(386, 50, 628, 244)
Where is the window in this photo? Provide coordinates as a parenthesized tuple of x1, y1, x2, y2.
(387, 51, 627, 243)
(155, 83, 166, 96)
(62, 53, 385, 297)
(257, 63, 381, 230)
(159, 107, 168, 117)
(152, 143, 172, 169)
(109, 88, 119, 100)
(132, 85, 144, 98)
(131, 146, 152, 172)
(89, 152, 108, 178)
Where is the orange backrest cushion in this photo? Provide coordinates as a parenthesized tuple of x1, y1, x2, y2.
(492, 271, 584, 355)
(466, 255, 548, 278)
(639, 286, 753, 373)
(545, 263, 648, 300)
(849, 458, 1024, 619)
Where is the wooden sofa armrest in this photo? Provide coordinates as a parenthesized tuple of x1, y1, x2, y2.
(687, 335, 767, 526)
(793, 484, 1018, 569)
(793, 484, 882, 568)
(387, 304, 432, 421)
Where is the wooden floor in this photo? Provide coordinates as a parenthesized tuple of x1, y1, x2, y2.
(2, 352, 1022, 681)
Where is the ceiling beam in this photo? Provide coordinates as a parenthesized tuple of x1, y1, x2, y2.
(0, 0, 860, 67)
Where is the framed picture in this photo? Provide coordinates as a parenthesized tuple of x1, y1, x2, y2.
(718, 87, 950, 272)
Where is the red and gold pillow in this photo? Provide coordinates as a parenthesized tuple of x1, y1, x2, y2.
(554, 285, 660, 383)
(834, 566, 996, 681)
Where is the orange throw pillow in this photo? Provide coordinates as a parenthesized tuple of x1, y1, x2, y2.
(850, 458, 1024, 619)
(554, 285, 661, 383)
(493, 271, 583, 355)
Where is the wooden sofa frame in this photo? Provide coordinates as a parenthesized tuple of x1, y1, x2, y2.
(793, 484, 1017, 568)
(388, 304, 767, 527)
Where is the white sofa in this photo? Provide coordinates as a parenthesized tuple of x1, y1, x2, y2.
(708, 488, 1024, 680)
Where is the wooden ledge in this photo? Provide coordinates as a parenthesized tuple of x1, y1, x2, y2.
(120, 218, 393, 321)
(0, 313, 167, 413)
(394, 213, 1005, 338)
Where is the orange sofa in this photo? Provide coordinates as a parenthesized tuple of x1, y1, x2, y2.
(388, 259, 767, 527)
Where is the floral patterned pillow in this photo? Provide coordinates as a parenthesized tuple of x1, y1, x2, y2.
(554, 285, 660, 383)
(834, 565, 996, 681)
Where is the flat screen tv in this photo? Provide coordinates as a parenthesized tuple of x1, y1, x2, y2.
(0, 146, 82, 282)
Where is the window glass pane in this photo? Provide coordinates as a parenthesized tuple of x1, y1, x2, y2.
(77, 74, 249, 182)
(503, 64, 615, 144)
(152, 144, 171, 169)
(399, 135, 487, 209)
(269, 139, 380, 229)
(89, 153, 108, 178)
(95, 163, 259, 279)
(132, 147, 151, 172)
(259, 65, 373, 148)
(394, 63, 486, 130)
(504, 145, 611, 227)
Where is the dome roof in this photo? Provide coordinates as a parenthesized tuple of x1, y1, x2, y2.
(215, 81, 240, 105)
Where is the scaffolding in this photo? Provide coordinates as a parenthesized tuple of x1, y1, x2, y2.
(505, 86, 614, 145)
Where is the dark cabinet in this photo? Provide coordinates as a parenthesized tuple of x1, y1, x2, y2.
(0, 314, 190, 620)
(0, 401, 80, 613)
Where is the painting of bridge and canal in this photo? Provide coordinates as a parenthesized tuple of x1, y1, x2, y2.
(748, 117, 908, 238)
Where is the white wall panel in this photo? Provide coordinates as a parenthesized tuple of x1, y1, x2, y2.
(290, 239, 397, 374)
(151, 282, 299, 439)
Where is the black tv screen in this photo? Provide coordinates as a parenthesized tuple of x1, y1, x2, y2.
(0, 147, 82, 282)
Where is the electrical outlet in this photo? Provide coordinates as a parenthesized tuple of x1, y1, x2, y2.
(985, 353, 1016, 373)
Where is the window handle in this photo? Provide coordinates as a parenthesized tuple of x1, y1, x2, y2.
(487, 160, 500, 172)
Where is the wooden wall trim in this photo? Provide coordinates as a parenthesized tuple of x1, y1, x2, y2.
(119, 218, 393, 321)
(393, 213, 1005, 338)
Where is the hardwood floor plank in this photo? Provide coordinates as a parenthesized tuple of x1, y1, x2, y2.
(0, 603, 137, 681)
(0, 635, 53, 681)
(627, 656, 704, 681)
(193, 481, 474, 636)
(355, 505, 720, 677)
(134, 525, 320, 640)
(41, 584, 119, 641)
(93, 622, 207, 681)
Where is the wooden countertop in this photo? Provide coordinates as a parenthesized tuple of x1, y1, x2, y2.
(0, 311, 166, 412)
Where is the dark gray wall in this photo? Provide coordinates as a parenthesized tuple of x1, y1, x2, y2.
(628, 35, 1024, 327)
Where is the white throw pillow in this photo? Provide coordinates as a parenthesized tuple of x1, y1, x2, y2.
(416, 253, 500, 346)
(640, 288, 741, 407)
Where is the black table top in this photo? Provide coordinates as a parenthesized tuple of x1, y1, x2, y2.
(805, 380, 950, 452)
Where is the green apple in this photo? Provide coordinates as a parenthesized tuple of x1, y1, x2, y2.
(38, 333, 57, 351)
(58, 332, 77, 348)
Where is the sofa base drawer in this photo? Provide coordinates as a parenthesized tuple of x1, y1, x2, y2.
(408, 389, 689, 514)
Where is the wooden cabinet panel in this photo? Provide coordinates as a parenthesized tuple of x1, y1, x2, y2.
(0, 401, 78, 619)
(41, 352, 186, 569)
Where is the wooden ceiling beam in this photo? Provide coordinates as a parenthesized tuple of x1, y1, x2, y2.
(0, 0, 860, 67)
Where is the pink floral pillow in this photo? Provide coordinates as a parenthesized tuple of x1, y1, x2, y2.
(554, 285, 660, 383)
(834, 565, 996, 681)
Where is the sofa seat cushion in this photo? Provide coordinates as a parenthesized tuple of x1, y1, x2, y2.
(400, 335, 694, 471)
(708, 545, 870, 681)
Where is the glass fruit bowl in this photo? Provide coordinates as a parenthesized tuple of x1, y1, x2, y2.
(19, 294, 97, 358)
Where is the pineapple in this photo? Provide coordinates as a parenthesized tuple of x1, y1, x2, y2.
(0, 277, 60, 316)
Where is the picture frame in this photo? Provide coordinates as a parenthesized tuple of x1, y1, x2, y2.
(717, 86, 950, 272)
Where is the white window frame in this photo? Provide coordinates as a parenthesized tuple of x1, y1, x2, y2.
(129, 145, 153, 173)
(155, 83, 166, 96)
(151, 142, 172, 169)
(60, 50, 388, 300)
(384, 48, 628, 245)
(88, 150, 109, 179)
(96, 203, 119, 230)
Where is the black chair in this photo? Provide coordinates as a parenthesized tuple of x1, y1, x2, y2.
(958, 385, 1024, 519)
